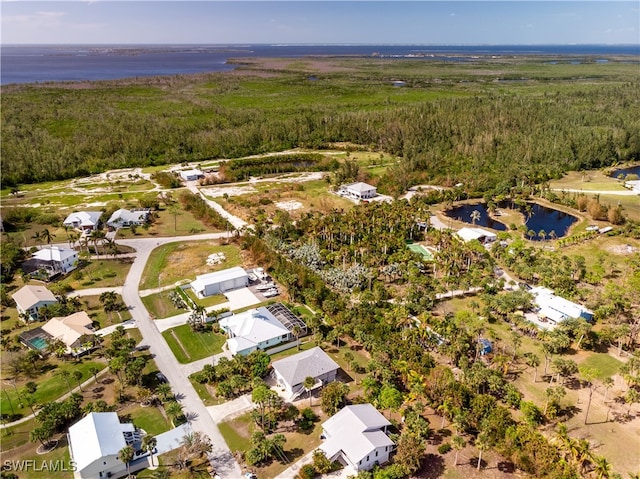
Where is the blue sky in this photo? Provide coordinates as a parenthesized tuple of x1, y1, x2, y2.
(2, 1, 638, 45)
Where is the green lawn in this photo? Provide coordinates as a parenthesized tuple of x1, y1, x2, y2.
(127, 404, 172, 436)
(577, 353, 623, 379)
(161, 324, 226, 364)
(140, 241, 243, 290)
(0, 359, 106, 418)
(0, 437, 73, 479)
(185, 289, 227, 308)
(141, 292, 187, 320)
(64, 258, 133, 289)
(81, 294, 132, 329)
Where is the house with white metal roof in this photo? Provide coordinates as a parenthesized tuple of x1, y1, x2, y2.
(106, 208, 150, 229)
(272, 347, 340, 399)
(68, 412, 143, 479)
(30, 246, 79, 275)
(11, 284, 57, 321)
(319, 404, 394, 471)
(191, 266, 249, 298)
(63, 211, 102, 232)
(456, 226, 497, 244)
(41, 311, 94, 355)
(531, 286, 593, 327)
(339, 182, 377, 200)
(219, 306, 290, 356)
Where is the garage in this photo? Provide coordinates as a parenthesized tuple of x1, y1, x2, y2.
(191, 266, 249, 298)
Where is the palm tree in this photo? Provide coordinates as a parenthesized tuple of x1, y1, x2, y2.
(72, 370, 83, 392)
(475, 432, 490, 470)
(592, 455, 613, 479)
(59, 370, 73, 393)
(166, 401, 184, 425)
(89, 229, 106, 255)
(292, 325, 302, 350)
(303, 376, 315, 407)
(142, 434, 158, 466)
(470, 209, 481, 225)
(89, 366, 100, 384)
(156, 383, 173, 402)
(40, 228, 56, 246)
(118, 445, 135, 478)
(452, 434, 465, 466)
(31, 231, 42, 249)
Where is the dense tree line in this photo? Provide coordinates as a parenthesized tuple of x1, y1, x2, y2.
(177, 190, 232, 230)
(2, 70, 638, 188)
(219, 153, 337, 182)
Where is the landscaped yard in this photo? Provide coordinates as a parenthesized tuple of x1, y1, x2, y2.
(140, 241, 245, 290)
(161, 324, 226, 364)
(219, 411, 324, 478)
(184, 289, 227, 308)
(81, 294, 132, 329)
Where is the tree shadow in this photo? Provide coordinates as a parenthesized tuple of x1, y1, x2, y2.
(285, 447, 304, 462)
(416, 453, 445, 478)
(497, 461, 516, 473)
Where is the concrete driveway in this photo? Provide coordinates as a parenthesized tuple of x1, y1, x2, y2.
(224, 287, 261, 310)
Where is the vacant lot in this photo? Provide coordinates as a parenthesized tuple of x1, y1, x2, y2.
(140, 241, 244, 290)
(161, 324, 226, 364)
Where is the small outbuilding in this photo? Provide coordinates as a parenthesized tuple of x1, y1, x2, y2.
(191, 266, 249, 298)
(179, 169, 204, 181)
(456, 226, 497, 244)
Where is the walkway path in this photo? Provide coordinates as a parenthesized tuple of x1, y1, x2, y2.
(188, 185, 248, 230)
(551, 187, 637, 196)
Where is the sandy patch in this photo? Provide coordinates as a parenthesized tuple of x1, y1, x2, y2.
(608, 244, 639, 255)
(200, 186, 258, 198)
(275, 200, 303, 211)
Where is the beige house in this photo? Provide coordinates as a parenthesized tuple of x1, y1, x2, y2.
(12, 284, 57, 321)
(41, 311, 94, 354)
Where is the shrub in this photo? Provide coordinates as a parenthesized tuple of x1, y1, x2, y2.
(298, 464, 316, 479)
(438, 443, 452, 454)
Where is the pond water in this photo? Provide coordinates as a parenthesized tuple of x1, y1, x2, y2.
(610, 165, 640, 178)
(444, 203, 507, 231)
(444, 202, 578, 240)
(521, 203, 578, 240)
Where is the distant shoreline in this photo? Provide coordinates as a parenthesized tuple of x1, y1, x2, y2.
(2, 43, 638, 85)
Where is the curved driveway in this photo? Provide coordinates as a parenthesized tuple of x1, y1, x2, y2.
(118, 232, 242, 477)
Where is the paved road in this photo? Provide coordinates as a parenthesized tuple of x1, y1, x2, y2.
(117, 232, 243, 477)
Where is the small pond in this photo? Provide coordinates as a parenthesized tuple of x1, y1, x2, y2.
(610, 165, 640, 178)
(444, 203, 507, 231)
(444, 202, 578, 240)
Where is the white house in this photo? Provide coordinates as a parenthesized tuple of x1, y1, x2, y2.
(179, 169, 204, 181)
(31, 246, 78, 275)
(11, 285, 57, 321)
(68, 412, 145, 479)
(106, 209, 150, 229)
(340, 182, 377, 200)
(320, 404, 394, 471)
(190, 266, 249, 298)
(63, 211, 102, 232)
(531, 286, 593, 327)
(219, 307, 291, 356)
(41, 311, 94, 355)
(456, 226, 497, 244)
(272, 347, 340, 399)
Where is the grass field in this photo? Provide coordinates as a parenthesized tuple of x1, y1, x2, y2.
(64, 258, 133, 289)
(161, 324, 226, 364)
(125, 404, 172, 436)
(80, 293, 132, 329)
(0, 359, 106, 418)
(141, 291, 187, 320)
